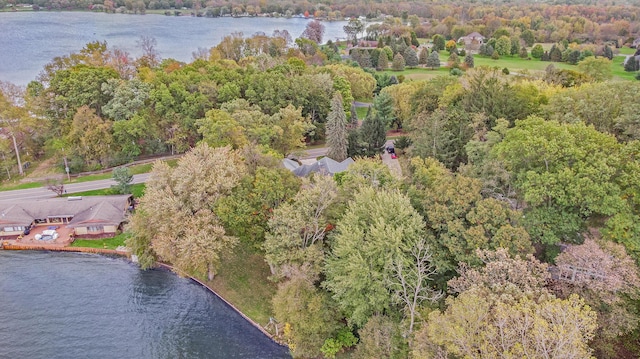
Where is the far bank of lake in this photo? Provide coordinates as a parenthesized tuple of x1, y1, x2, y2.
(0, 12, 349, 85)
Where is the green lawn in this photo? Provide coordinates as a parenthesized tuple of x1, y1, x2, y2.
(355, 106, 370, 120)
(618, 47, 637, 55)
(0, 181, 44, 191)
(207, 240, 278, 326)
(70, 232, 128, 250)
(65, 183, 146, 198)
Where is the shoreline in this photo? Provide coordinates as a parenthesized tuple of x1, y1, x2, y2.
(0, 244, 285, 348)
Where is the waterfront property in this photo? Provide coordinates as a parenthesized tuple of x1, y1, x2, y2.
(0, 195, 133, 240)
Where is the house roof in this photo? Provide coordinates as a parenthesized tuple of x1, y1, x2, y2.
(0, 195, 132, 228)
(290, 157, 354, 177)
(465, 32, 485, 39)
(282, 158, 301, 171)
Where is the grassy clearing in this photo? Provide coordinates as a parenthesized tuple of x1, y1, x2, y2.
(355, 106, 370, 120)
(207, 240, 277, 326)
(70, 232, 128, 249)
(618, 47, 637, 55)
(65, 183, 146, 198)
(611, 55, 639, 81)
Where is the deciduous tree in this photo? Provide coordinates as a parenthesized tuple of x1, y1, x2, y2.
(324, 187, 426, 327)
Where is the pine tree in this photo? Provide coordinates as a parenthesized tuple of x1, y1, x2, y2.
(549, 45, 562, 62)
(519, 46, 528, 58)
(404, 47, 419, 67)
(326, 92, 349, 162)
(410, 31, 419, 47)
(426, 51, 441, 69)
(419, 48, 429, 65)
(392, 53, 405, 71)
(603, 45, 613, 60)
(350, 103, 359, 128)
(377, 50, 389, 71)
(360, 107, 387, 156)
(464, 54, 474, 68)
(624, 56, 639, 72)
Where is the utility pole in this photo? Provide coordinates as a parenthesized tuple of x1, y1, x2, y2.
(11, 133, 23, 176)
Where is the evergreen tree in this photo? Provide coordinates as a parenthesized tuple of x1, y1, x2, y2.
(519, 46, 528, 58)
(432, 34, 445, 51)
(360, 106, 386, 156)
(410, 31, 419, 47)
(427, 51, 441, 69)
(549, 44, 562, 62)
(567, 50, 581, 65)
(624, 56, 639, 72)
(326, 92, 349, 162)
(541, 51, 550, 61)
(603, 45, 614, 60)
(464, 54, 475, 68)
(349, 103, 358, 128)
(392, 53, 405, 71)
(510, 38, 520, 56)
(376, 50, 389, 71)
(447, 52, 460, 68)
(403, 47, 419, 67)
(419, 47, 429, 65)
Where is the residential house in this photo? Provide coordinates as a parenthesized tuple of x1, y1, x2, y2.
(283, 157, 354, 177)
(458, 32, 486, 46)
(0, 195, 133, 239)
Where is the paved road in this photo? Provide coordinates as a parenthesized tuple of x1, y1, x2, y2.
(0, 173, 151, 202)
(0, 140, 397, 202)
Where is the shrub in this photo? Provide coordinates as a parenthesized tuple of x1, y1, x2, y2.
(450, 68, 463, 76)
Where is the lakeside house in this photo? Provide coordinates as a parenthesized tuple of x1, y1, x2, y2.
(0, 195, 133, 239)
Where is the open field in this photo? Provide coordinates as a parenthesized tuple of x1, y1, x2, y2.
(376, 47, 639, 82)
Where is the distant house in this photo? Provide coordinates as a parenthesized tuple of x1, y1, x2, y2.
(458, 32, 486, 46)
(283, 157, 354, 177)
(0, 195, 133, 239)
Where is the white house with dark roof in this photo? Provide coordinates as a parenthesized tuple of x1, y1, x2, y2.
(458, 32, 486, 46)
(0, 195, 133, 239)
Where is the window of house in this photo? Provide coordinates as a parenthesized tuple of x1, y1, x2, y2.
(87, 226, 104, 233)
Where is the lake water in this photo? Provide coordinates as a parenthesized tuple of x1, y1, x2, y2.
(0, 251, 291, 359)
(0, 12, 348, 85)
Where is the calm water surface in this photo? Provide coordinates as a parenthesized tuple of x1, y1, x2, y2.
(0, 251, 291, 359)
(0, 12, 348, 85)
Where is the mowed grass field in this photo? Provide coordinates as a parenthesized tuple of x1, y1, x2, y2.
(380, 45, 638, 82)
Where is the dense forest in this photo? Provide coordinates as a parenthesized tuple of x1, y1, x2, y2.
(2, 5, 640, 357)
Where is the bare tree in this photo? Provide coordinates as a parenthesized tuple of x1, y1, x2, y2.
(136, 36, 161, 68)
(392, 237, 443, 334)
(45, 177, 65, 197)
